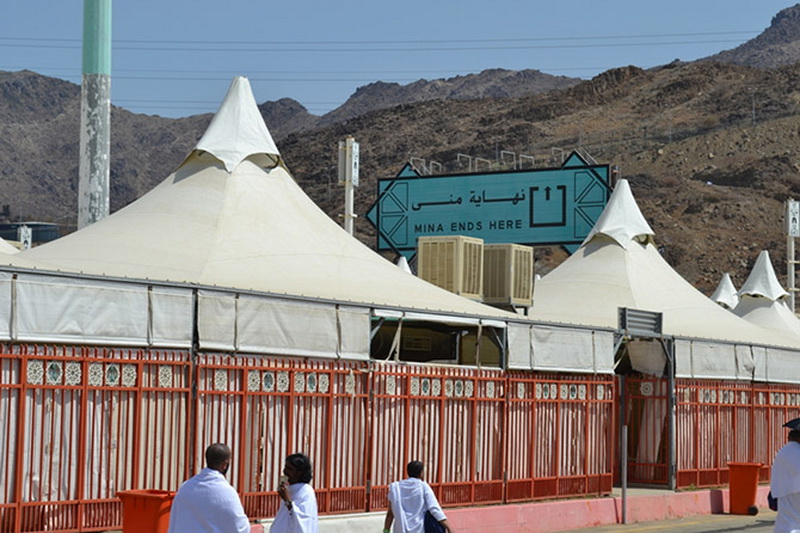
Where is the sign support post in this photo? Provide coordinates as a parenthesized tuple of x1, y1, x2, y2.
(786, 199, 800, 312)
(338, 137, 360, 236)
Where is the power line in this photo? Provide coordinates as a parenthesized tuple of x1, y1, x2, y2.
(0, 30, 758, 45)
(1, 65, 610, 76)
(0, 39, 750, 52)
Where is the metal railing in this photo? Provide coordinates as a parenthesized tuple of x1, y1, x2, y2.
(625, 377, 800, 489)
(0, 344, 616, 532)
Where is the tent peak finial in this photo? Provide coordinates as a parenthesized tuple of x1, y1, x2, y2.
(581, 179, 654, 249)
(711, 272, 739, 309)
(738, 250, 788, 301)
(194, 76, 280, 172)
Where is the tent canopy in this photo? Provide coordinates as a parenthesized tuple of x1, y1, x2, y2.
(13, 77, 516, 323)
(530, 180, 800, 350)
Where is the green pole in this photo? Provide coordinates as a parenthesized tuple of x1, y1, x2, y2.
(82, 0, 111, 75)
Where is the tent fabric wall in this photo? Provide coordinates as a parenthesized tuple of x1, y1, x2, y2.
(0, 271, 11, 341)
(237, 296, 339, 359)
(337, 306, 370, 360)
(752, 345, 767, 382)
(506, 323, 532, 370)
(627, 340, 667, 377)
(531, 325, 614, 374)
(15, 274, 149, 345)
(675, 341, 756, 381)
(734, 345, 756, 380)
(198, 290, 237, 351)
(680, 341, 738, 380)
(198, 292, 369, 360)
(766, 348, 800, 384)
(149, 286, 193, 348)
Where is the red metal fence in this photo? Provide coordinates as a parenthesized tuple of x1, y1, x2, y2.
(624, 377, 800, 489)
(0, 345, 615, 532)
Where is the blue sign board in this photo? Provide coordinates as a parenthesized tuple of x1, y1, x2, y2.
(365, 152, 611, 258)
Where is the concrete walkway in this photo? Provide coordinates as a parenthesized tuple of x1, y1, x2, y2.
(254, 485, 772, 533)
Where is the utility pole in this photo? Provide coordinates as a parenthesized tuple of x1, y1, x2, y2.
(338, 137, 359, 236)
(78, 0, 112, 229)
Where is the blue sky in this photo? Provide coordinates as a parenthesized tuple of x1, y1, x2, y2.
(1, 1, 795, 118)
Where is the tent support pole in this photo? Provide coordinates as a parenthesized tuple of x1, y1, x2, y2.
(662, 337, 677, 490)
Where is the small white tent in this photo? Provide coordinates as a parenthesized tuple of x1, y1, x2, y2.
(734, 250, 800, 339)
(711, 273, 739, 310)
(529, 179, 800, 381)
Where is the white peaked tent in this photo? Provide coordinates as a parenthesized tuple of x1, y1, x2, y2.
(711, 273, 739, 309)
(0, 77, 522, 358)
(734, 250, 800, 339)
(529, 179, 800, 382)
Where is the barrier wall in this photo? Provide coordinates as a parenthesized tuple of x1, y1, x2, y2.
(0, 345, 614, 532)
(625, 377, 800, 489)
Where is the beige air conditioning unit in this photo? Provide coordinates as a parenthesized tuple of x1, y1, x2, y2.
(417, 235, 484, 300)
(483, 243, 533, 307)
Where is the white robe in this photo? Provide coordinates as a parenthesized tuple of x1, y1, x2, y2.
(167, 468, 251, 533)
(269, 483, 318, 533)
(388, 478, 446, 533)
(771, 441, 800, 533)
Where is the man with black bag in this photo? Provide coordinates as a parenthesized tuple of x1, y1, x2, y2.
(383, 461, 454, 533)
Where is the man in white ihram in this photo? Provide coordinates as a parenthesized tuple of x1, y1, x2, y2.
(384, 461, 454, 533)
(167, 443, 255, 533)
(772, 418, 800, 533)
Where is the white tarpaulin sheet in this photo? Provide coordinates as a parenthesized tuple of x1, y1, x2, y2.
(685, 341, 737, 380)
(531, 325, 614, 374)
(149, 286, 193, 348)
(735, 344, 756, 380)
(0, 271, 11, 340)
(237, 296, 338, 358)
(766, 347, 800, 384)
(628, 340, 667, 377)
(752, 345, 767, 382)
(675, 341, 755, 380)
(675, 339, 691, 378)
(197, 290, 236, 351)
(507, 323, 532, 370)
(15, 274, 148, 345)
(337, 306, 370, 360)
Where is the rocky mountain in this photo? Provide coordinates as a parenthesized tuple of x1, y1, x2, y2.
(7, 4, 800, 295)
(706, 3, 800, 67)
(317, 69, 580, 126)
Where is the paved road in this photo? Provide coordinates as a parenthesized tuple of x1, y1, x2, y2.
(574, 513, 775, 533)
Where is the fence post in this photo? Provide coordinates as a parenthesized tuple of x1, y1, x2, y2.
(13, 346, 28, 533)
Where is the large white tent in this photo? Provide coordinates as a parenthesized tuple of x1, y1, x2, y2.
(0, 77, 530, 361)
(529, 179, 800, 382)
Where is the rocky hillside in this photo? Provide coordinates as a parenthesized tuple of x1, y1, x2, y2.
(280, 60, 800, 293)
(317, 69, 580, 126)
(706, 3, 800, 67)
